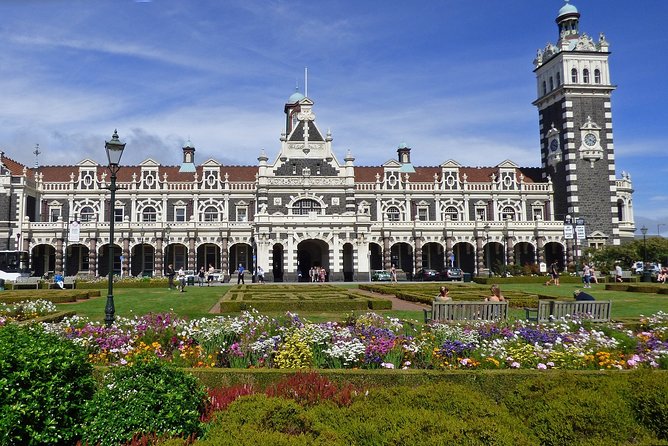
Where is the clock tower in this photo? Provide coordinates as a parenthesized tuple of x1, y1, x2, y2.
(533, 1, 623, 245)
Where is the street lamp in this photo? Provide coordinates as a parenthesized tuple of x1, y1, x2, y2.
(483, 224, 491, 278)
(104, 130, 125, 327)
(641, 225, 648, 265)
(659, 223, 667, 238)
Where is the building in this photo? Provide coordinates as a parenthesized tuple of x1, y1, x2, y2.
(0, 1, 635, 281)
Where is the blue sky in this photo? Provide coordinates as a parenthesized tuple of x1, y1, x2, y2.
(0, 0, 666, 234)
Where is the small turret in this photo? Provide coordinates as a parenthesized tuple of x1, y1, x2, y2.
(179, 139, 196, 173)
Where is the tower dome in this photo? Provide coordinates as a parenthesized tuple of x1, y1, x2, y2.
(288, 89, 305, 103)
(558, 1, 578, 17)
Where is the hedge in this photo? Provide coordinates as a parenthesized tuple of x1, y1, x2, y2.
(0, 290, 100, 304)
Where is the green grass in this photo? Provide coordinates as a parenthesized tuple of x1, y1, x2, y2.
(50, 281, 668, 322)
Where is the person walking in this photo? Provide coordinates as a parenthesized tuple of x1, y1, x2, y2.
(177, 267, 187, 292)
(257, 266, 265, 284)
(615, 264, 623, 283)
(198, 266, 206, 286)
(545, 261, 560, 286)
(237, 264, 245, 284)
(390, 264, 398, 283)
(582, 264, 592, 288)
(166, 264, 176, 290)
(207, 264, 215, 286)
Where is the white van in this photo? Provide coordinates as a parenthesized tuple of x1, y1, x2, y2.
(633, 262, 662, 274)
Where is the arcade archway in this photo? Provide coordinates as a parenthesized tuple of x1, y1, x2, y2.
(452, 242, 475, 275)
(297, 239, 330, 282)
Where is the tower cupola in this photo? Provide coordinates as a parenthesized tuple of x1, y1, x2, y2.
(179, 139, 196, 173)
(556, 1, 580, 41)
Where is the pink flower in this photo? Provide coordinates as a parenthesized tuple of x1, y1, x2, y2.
(537, 363, 547, 370)
(510, 361, 520, 369)
(381, 362, 395, 369)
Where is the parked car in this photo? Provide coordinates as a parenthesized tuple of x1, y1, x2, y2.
(633, 262, 662, 274)
(440, 267, 463, 281)
(371, 270, 391, 281)
(414, 268, 439, 281)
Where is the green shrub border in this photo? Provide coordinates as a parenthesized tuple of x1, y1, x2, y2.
(0, 290, 100, 304)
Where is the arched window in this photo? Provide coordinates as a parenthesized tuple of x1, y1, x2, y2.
(583, 68, 590, 83)
(386, 206, 400, 222)
(594, 69, 601, 84)
(542, 81, 547, 96)
(444, 206, 459, 221)
(80, 206, 95, 222)
(549, 77, 554, 91)
(203, 206, 219, 222)
(571, 68, 578, 83)
(293, 199, 321, 215)
(556, 72, 561, 86)
(501, 206, 516, 221)
(142, 206, 157, 222)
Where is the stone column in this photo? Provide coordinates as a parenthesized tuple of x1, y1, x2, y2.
(155, 235, 163, 277)
(122, 236, 130, 277)
(55, 238, 64, 274)
(383, 235, 391, 270)
(221, 236, 229, 278)
(506, 235, 515, 267)
(414, 236, 423, 273)
(476, 235, 484, 277)
(88, 237, 97, 277)
(445, 235, 453, 267)
(535, 235, 545, 265)
(188, 235, 196, 270)
(566, 239, 574, 271)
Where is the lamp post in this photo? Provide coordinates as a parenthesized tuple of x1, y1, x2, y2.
(659, 223, 666, 238)
(104, 130, 125, 327)
(483, 224, 491, 278)
(641, 226, 651, 283)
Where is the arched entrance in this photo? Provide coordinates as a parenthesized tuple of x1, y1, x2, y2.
(297, 239, 329, 282)
(342, 243, 354, 281)
(421, 242, 444, 270)
(369, 243, 383, 270)
(197, 243, 220, 271)
(131, 243, 155, 277)
(272, 243, 284, 282)
(165, 243, 188, 270)
(31, 244, 56, 277)
(485, 242, 504, 274)
(544, 242, 565, 271)
(452, 242, 475, 275)
(514, 242, 536, 269)
(65, 243, 89, 276)
(390, 242, 413, 277)
(98, 244, 122, 277)
(229, 243, 252, 276)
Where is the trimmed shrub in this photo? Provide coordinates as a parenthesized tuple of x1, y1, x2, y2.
(0, 324, 96, 445)
(81, 359, 207, 446)
(629, 371, 668, 440)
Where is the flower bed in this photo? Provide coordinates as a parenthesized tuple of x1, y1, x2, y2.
(39, 310, 668, 371)
(0, 299, 59, 324)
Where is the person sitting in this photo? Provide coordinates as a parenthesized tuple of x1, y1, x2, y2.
(435, 286, 451, 302)
(657, 267, 667, 284)
(485, 284, 505, 302)
(590, 266, 599, 284)
(573, 289, 595, 301)
(53, 272, 65, 289)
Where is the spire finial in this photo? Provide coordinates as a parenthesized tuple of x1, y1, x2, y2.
(33, 144, 41, 169)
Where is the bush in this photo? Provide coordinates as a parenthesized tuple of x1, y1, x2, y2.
(629, 371, 668, 440)
(0, 324, 96, 445)
(81, 359, 207, 446)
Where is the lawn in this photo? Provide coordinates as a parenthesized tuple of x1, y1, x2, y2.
(51, 280, 668, 323)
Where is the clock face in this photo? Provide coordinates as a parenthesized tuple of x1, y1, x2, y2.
(549, 139, 559, 152)
(584, 133, 597, 147)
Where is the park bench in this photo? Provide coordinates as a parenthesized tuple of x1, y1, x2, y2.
(608, 270, 636, 282)
(525, 299, 611, 323)
(424, 301, 508, 323)
(49, 277, 76, 289)
(12, 277, 41, 289)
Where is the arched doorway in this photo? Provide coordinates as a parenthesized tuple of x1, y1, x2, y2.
(297, 239, 330, 282)
(514, 242, 536, 270)
(452, 242, 475, 275)
(342, 243, 354, 281)
(485, 242, 504, 274)
(165, 243, 188, 270)
(98, 244, 122, 277)
(131, 243, 155, 277)
(544, 242, 565, 271)
(369, 243, 383, 270)
(390, 242, 413, 278)
(229, 243, 252, 276)
(197, 243, 220, 271)
(272, 243, 284, 282)
(65, 243, 89, 276)
(421, 242, 444, 270)
(31, 244, 56, 277)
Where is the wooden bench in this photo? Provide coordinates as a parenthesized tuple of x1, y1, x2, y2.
(50, 277, 76, 289)
(525, 300, 611, 323)
(608, 270, 636, 282)
(12, 277, 41, 289)
(424, 301, 508, 323)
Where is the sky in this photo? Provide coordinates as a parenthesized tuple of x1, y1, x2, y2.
(0, 0, 666, 235)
